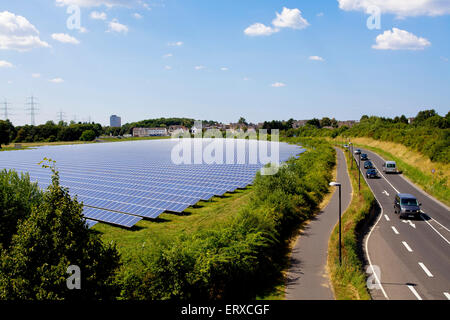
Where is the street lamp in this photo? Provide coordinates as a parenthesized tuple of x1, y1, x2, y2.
(330, 181, 342, 265)
(358, 152, 361, 192)
(349, 142, 353, 169)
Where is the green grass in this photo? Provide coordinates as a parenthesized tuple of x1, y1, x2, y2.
(92, 188, 254, 265)
(327, 147, 373, 300)
(353, 142, 449, 206)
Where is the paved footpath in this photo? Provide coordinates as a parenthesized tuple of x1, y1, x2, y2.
(285, 148, 352, 300)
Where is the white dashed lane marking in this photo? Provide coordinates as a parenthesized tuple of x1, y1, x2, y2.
(402, 241, 413, 252)
(391, 226, 399, 235)
(418, 262, 434, 278)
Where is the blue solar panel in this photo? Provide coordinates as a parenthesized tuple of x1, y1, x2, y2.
(85, 218, 98, 228)
(0, 139, 304, 227)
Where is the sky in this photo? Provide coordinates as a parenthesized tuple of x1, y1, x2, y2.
(0, 0, 449, 126)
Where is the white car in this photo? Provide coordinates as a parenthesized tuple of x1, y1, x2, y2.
(383, 161, 397, 173)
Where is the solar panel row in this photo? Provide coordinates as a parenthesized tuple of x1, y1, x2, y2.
(0, 139, 304, 228)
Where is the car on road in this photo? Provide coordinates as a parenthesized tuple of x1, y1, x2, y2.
(366, 169, 378, 179)
(394, 193, 422, 219)
(361, 153, 369, 161)
(383, 161, 397, 173)
(364, 160, 374, 169)
(354, 149, 361, 155)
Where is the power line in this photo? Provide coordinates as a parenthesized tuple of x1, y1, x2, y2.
(57, 109, 66, 123)
(2, 98, 11, 120)
(25, 95, 39, 125)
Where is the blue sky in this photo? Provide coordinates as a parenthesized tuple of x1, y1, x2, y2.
(0, 0, 449, 126)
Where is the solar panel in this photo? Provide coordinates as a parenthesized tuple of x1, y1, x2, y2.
(85, 218, 99, 228)
(0, 139, 304, 227)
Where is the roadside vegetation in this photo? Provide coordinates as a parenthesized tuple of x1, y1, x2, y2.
(327, 147, 374, 300)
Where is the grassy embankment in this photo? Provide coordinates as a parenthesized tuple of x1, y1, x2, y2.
(327, 146, 374, 300)
(342, 137, 449, 206)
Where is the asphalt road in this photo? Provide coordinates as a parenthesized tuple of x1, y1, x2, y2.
(355, 148, 450, 300)
(286, 148, 352, 300)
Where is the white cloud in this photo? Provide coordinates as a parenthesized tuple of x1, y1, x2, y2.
(32, 73, 41, 78)
(337, 0, 450, 17)
(244, 23, 278, 36)
(309, 55, 324, 61)
(272, 7, 310, 30)
(271, 82, 286, 87)
(372, 28, 431, 50)
(0, 60, 13, 68)
(79, 26, 88, 33)
(220, 67, 229, 71)
(0, 11, 50, 51)
(317, 12, 324, 17)
(441, 56, 449, 62)
(90, 11, 107, 20)
(133, 13, 143, 19)
(168, 41, 183, 47)
(51, 33, 80, 44)
(164, 65, 172, 70)
(49, 78, 64, 83)
(245, 7, 309, 36)
(163, 53, 173, 58)
(194, 65, 206, 70)
(243, 77, 250, 81)
(7, 80, 12, 84)
(107, 19, 128, 34)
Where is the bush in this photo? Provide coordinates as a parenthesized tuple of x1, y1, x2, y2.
(80, 130, 96, 141)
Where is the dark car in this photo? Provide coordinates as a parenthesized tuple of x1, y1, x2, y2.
(366, 169, 378, 179)
(361, 153, 369, 161)
(354, 148, 361, 155)
(364, 160, 374, 169)
(394, 193, 422, 219)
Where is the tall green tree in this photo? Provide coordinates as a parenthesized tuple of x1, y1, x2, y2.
(0, 163, 121, 300)
(0, 120, 12, 148)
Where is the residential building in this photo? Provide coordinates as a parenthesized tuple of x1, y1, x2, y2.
(132, 127, 168, 137)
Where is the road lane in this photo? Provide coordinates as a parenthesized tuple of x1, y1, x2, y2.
(356, 148, 450, 300)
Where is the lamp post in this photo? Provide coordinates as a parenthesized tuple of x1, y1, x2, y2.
(349, 142, 353, 169)
(358, 152, 361, 192)
(330, 182, 342, 265)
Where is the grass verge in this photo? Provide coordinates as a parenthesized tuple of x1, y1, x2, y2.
(327, 147, 374, 300)
(94, 188, 254, 264)
(341, 137, 449, 206)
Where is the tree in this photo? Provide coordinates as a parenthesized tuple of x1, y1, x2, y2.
(320, 117, 331, 127)
(238, 117, 248, 126)
(0, 120, 11, 148)
(306, 118, 321, 128)
(80, 130, 96, 141)
(0, 162, 121, 300)
(414, 109, 437, 124)
(0, 170, 42, 249)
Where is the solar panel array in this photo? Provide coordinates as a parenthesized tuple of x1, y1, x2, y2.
(0, 139, 303, 228)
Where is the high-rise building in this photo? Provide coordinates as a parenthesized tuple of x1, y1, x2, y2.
(110, 115, 121, 127)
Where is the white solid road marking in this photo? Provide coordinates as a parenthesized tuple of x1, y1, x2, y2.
(402, 241, 413, 252)
(408, 285, 422, 300)
(384, 215, 390, 221)
(391, 226, 399, 235)
(421, 215, 450, 246)
(444, 292, 450, 300)
(418, 262, 434, 278)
